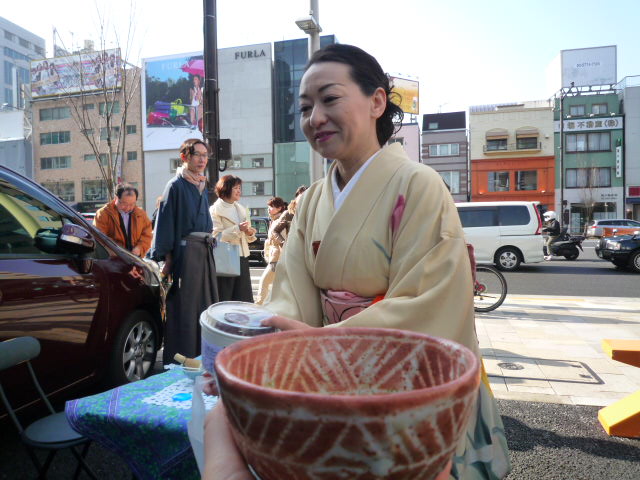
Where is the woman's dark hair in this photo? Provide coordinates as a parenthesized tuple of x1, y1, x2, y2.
(179, 138, 209, 158)
(267, 196, 287, 210)
(294, 185, 307, 197)
(215, 175, 242, 199)
(305, 44, 404, 146)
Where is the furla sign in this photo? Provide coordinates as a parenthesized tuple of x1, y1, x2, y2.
(234, 49, 267, 60)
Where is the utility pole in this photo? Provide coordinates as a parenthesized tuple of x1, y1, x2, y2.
(203, 0, 221, 200)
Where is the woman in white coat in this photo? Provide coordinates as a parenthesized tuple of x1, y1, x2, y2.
(209, 175, 256, 302)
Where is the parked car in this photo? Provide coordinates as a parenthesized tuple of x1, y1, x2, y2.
(595, 231, 640, 272)
(0, 166, 165, 418)
(456, 201, 544, 271)
(80, 212, 97, 223)
(248, 216, 270, 266)
(586, 219, 640, 238)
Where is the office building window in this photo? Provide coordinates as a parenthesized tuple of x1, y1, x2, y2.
(438, 170, 460, 194)
(82, 180, 108, 202)
(4, 61, 13, 83)
(486, 139, 507, 151)
(42, 181, 75, 201)
(18, 38, 30, 49)
(516, 171, 537, 191)
(429, 143, 459, 156)
(34, 45, 45, 56)
(488, 171, 510, 192)
(4, 47, 31, 61)
(127, 151, 137, 161)
(170, 158, 182, 173)
(39, 106, 71, 121)
(516, 137, 538, 149)
(100, 126, 120, 140)
(99, 101, 120, 115)
(592, 103, 608, 115)
(40, 131, 71, 145)
(428, 122, 439, 130)
(242, 181, 273, 196)
(83, 103, 95, 110)
(81, 129, 94, 136)
(40, 156, 71, 170)
(569, 105, 585, 116)
(126, 124, 136, 134)
(4, 31, 16, 41)
(252, 157, 264, 168)
(566, 168, 611, 188)
(566, 132, 610, 152)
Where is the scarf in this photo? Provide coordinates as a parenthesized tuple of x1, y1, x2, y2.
(177, 165, 207, 194)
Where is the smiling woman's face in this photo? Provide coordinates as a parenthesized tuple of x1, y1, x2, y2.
(299, 62, 384, 165)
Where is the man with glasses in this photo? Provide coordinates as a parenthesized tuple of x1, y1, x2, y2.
(94, 183, 153, 257)
(151, 138, 219, 364)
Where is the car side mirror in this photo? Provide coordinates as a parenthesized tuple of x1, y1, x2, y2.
(59, 223, 96, 255)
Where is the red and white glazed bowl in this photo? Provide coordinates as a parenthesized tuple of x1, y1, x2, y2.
(214, 327, 480, 480)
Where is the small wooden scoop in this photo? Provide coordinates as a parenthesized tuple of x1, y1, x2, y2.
(174, 353, 202, 369)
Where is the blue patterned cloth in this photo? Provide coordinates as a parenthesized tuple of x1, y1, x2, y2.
(65, 368, 200, 480)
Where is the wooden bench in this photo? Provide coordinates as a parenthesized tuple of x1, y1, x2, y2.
(598, 339, 640, 438)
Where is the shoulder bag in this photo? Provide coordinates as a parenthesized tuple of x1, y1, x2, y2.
(213, 233, 240, 277)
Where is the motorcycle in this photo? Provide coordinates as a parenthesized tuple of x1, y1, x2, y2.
(543, 226, 585, 260)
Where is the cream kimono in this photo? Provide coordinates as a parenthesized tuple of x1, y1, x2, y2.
(266, 143, 510, 479)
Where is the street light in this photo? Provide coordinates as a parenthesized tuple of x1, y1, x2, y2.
(296, 0, 323, 183)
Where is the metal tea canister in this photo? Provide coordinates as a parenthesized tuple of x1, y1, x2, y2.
(200, 301, 276, 373)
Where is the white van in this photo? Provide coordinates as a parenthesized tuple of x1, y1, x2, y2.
(456, 201, 544, 271)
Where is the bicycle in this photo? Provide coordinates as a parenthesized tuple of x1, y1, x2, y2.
(474, 265, 507, 312)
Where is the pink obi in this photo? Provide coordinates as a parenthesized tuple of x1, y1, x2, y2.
(321, 290, 383, 325)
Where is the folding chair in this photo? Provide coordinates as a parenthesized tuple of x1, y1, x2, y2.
(0, 336, 98, 479)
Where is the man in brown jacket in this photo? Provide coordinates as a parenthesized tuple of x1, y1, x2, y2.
(94, 183, 153, 257)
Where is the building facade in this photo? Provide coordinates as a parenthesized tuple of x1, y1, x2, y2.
(554, 90, 624, 231)
(142, 44, 274, 215)
(469, 101, 555, 210)
(0, 17, 45, 178)
(32, 68, 143, 212)
(617, 76, 640, 220)
(390, 122, 421, 162)
(273, 36, 335, 203)
(421, 112, 469, 202)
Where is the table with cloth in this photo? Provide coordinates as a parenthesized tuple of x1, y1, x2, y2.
(65, 366, 217, 480)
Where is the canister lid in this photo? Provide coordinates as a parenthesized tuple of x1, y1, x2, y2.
(204, 301, 276, 337)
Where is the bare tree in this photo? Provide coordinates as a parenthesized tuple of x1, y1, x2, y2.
(51, 3, 141, 199)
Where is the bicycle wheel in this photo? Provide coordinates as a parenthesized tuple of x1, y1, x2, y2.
(474, 265, 507, 312)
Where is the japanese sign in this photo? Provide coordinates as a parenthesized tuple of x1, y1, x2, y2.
(554, 117, 623, 132)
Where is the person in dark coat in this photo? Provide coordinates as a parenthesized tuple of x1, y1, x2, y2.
(151, 138, 219, 364)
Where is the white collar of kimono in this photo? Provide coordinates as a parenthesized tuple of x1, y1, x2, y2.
(331, 149, 381, 211)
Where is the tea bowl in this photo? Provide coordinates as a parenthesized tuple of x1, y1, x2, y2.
(214, 327, 480, 480)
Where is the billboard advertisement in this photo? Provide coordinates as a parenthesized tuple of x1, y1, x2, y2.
(30, 48, 121, 98)
(142, 52, 205, 151)
(561, 46, 617, 88)
(389, 76, 419, 115)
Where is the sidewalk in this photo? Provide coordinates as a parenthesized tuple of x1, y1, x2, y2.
(477, 295, 640, 407)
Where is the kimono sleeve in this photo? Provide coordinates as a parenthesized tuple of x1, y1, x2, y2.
(151, 181, 178, 260)
(264, 193, 323, 327)
(327, 168, 478, 353)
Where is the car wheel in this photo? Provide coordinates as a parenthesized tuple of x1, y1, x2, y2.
(108, 311, 158, 386)
(629, 251, 640, 273)
(495, 247, 521, 271)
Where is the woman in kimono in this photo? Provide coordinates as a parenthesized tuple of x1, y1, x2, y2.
(151, 138, 218, 365)
(204, 45, 509, 480)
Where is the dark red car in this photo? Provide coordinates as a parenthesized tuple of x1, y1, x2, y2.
(0, 166, 164, 416)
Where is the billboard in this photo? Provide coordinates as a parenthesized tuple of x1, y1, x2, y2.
(561, 46, 617, 88)
(389, 76, 419, 115)
(30, 48, 121, 98)
(142, 52, 205, 151)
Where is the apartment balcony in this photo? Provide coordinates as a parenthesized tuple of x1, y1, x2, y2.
(483, 142, 542, 154)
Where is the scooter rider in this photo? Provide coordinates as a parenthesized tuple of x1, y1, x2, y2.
(542, 211, 561, 260)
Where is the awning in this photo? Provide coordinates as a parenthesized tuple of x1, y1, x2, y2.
(486, 128, 508, 139)
(516, 127, 539, 138)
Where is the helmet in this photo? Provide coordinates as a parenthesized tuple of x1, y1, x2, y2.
(543, 211, 556, 221)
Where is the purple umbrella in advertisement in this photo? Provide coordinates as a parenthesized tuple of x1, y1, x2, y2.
(181, 59, 205, 77)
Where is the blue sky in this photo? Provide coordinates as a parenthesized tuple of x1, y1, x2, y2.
(4, 0, 640, 114)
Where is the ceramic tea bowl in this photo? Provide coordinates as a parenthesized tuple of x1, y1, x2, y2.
(214, 327, 480, 480)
